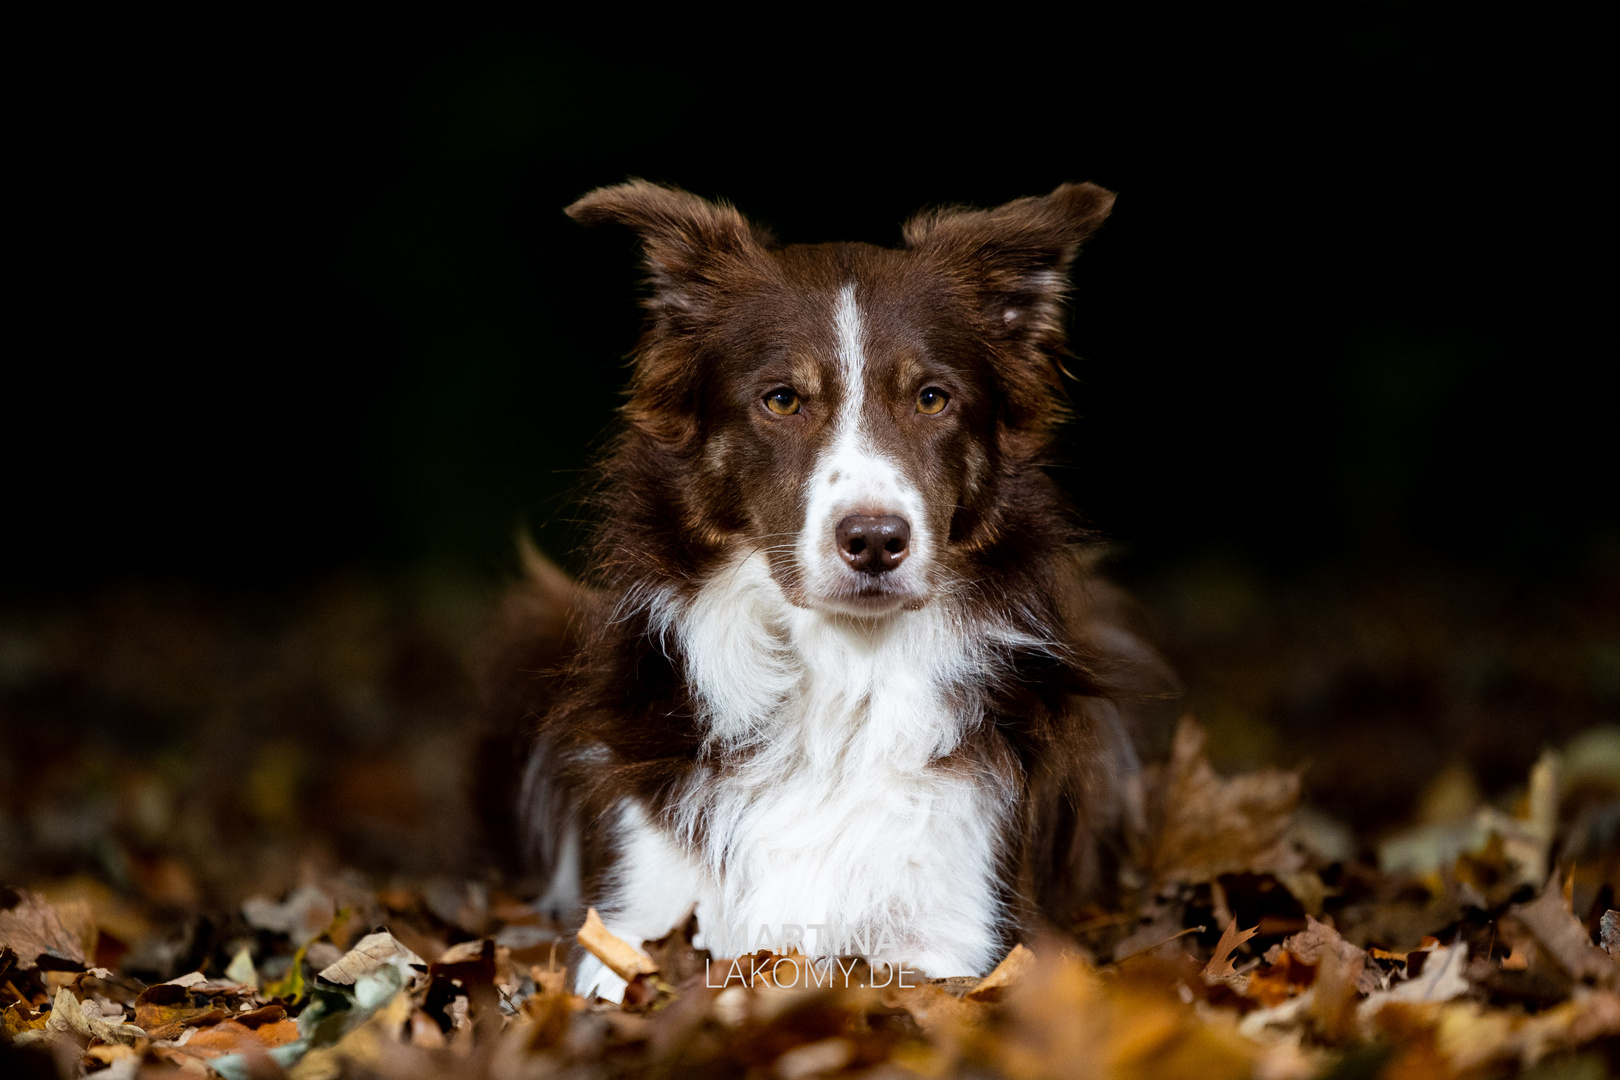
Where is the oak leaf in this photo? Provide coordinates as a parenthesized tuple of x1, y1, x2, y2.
(1150, 718, 1303, 886)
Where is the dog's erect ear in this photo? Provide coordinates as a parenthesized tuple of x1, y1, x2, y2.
(567, 180, 772, 324)
(903, 182, 1115, 354)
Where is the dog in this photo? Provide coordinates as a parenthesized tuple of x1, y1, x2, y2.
(475, 181, 1181, 999)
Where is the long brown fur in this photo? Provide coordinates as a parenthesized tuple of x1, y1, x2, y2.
(476, 180, 1181, 942)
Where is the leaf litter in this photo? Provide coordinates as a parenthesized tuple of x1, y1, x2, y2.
(7, 566, 1620, 1076)
(9, 716, 1620, 1077)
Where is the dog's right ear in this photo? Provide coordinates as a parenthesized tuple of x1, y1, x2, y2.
(566, 181, 772, 327)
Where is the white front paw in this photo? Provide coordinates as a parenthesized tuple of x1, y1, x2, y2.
(573, 953, 629, 1002)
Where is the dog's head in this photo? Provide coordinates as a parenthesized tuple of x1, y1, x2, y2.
(569, 181, 1114, 617)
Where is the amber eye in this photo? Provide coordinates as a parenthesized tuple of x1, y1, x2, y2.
(916, 387, 950, 415)
(764, 389, 801, 416)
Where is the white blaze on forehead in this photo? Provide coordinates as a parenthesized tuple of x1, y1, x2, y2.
(833, 282, 866, 407)
(796, 284, 930, 604)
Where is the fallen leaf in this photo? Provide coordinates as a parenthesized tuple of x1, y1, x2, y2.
(1238, 988, 1316, 1039)
(530, 962, 568, 997)
(235, 1004, 287, 1028)
(253, 1017, 301, 1047)
(1309, 937, 1366, 1042)
(263, 943, 309, 1003)
(148, 1044, 213, 1076)
(84, 1043, 139, 1068)
(1151, 717, 1303, 886)
(316, 930, 425, 986)
(1435, 990, 1620, 1072)
(1361, 942, 1471, 1019)
(428, 937, 496, 990)
(1509, 878, 1613, 983)
(578, 907, 657, 982)
(182, 1018, 281, 1058)
(1244, 951, 1316, 1007)
(885, 981, 987, 1035)
(0, 888, 86, 969)
(1379, 752, 1559, 891)
(994, 949, 1258, 1080)
(287, 987, 412, 1080)
(968, 943, 1036, 1001)
(1202, 921, 1259, 984)
(136, 981, 208, 1033)
(1281, 916, 1379, 995)
(3, 1001, 49, 1039)
(639, 905, 711, 986)
(46, 985, 146, 1044)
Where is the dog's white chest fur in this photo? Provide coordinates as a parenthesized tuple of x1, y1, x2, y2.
(577, 553, 1021, 998)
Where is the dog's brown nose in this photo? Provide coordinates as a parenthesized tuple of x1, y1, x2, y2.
(835, 514, 910, 574)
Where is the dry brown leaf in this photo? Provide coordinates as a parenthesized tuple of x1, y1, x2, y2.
(992, 949, 1258, 1080)
(967, 943, 1035, 1001)
(1245, 951, 1315, 1007)
(1202, 920, 1259, 983)
(45, 985, 146, 1044)
(83, 1043, 139, 1068)
(578, 906, 657, 982)
(1434, 990, 1620, 1072)
(0, 888, 86, 970)
(148, 1045, 213, 1076)
(317, 929, 425, 985)
(235, 1004, 287, 1028)
(1309, 940, 1365, 1043)
(520, 988, 575, 1051)
(134, 980, 219, 1034)
(531, 962, 569, 996)
(1510, 878, 1614, 983)
(639, 905, 710, 986)
(287, 988, 413, 1080)
(1151, 717, 1303, 886)
(1360, 941, 1471, 1024)
(181, 1018, 282, 1058)
(884, 981, 987, 1035)
(255, 1017, 300, 1046)
(1282, 916, 1379, 995)
(2, 1002, 49, 1039)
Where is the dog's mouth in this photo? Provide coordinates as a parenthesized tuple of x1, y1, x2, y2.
(811, 571, 931, 617)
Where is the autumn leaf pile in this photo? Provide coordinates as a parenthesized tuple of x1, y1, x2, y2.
(4, 565, 1620, 1078)
(5, 712, 1620, 1078)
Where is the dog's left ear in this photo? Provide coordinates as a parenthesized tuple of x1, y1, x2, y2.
(566, 180, 772, 329)
(903, 182, 1115, 355)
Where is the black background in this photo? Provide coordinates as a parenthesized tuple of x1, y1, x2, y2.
(7, 6, 1612, 597)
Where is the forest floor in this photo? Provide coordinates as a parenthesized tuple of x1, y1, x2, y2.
(4, 555, 1620, 1079)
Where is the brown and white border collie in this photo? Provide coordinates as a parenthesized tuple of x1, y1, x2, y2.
(477, 181, 1180, 999)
